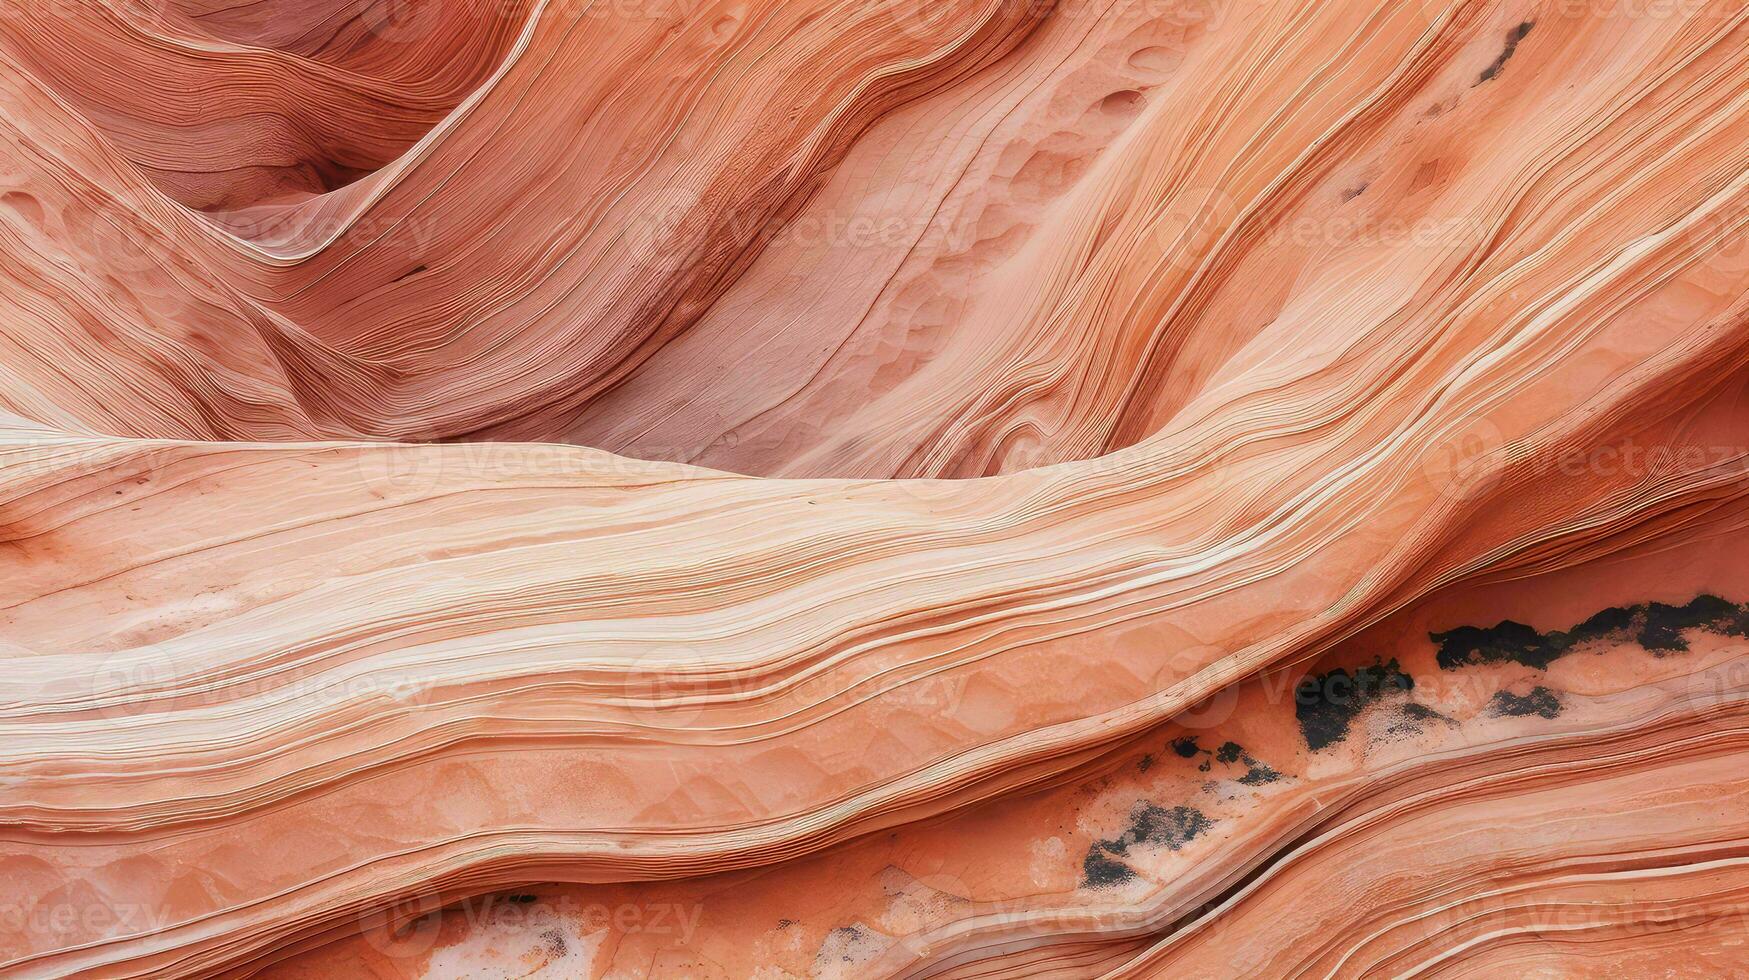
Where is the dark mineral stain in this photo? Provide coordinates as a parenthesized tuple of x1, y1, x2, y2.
(1081, 803, 1215, 888)
(1206, 739, 1283, 784)
(1341, 181, 1369, 202)
(1639, 594, 1741, 652)
(1138, 753, 1155, 772)
(1431, 619, 1553, 670)
(1432, 594, 1749, 670)
(1489, 685, 1562, 719)
(1171, 736, 1201, 758)
(826, 925, 873, 963)
(1295, 658, 1415, 751)
(1237, 761, 1282, 785)
(508, 894, 538, 904)
(540, 928, 567, 957)
(1474, 21, 1534, 85)
(1197, 760, 1211, 772)
(1384, 701, 1456, 739)
(1116, 803, 1213, 852)
(778, 918, 795, 929)
(1081, 848, 1136, 887)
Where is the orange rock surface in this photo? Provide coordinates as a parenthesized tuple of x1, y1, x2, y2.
(4, 0, 1749, 976)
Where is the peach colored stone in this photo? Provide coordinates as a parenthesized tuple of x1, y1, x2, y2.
(2, 0, 1749, 976)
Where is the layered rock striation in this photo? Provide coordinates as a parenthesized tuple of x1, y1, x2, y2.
(4, 0, 1749, 976)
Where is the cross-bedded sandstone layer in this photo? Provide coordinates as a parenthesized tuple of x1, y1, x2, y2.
(4, 0, 1749, 976)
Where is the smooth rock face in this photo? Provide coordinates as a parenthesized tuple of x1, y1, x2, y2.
(3, 0, 1749, 976)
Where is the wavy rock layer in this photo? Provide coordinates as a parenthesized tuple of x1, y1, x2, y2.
(3, 0, 1749, 976)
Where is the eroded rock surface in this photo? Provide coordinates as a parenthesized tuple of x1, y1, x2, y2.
(4, 0, 1749, 976)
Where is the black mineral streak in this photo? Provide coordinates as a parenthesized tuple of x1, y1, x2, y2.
(1489, 685, 1562, 719)
(1382, 701, 1456, 739)
(1238, 761, 1282, 785)
(1171, 736, 1201, 758)
(1081, 848, 1135, 887)
(1204, 739, 1283, 784)
(1474, 21, 1534, 85)
(1295, 658, 1415, 751)
(540, 929, 567, 957)
(1431, 594, 1749, 670)
(1081, 803, 1215, 888)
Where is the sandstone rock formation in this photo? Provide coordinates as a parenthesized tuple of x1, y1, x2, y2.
(4, 0, 1749, 976)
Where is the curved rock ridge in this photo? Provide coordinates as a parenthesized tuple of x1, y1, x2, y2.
(1, 0, 1749, 976)
(258, 522, 1749, 977)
